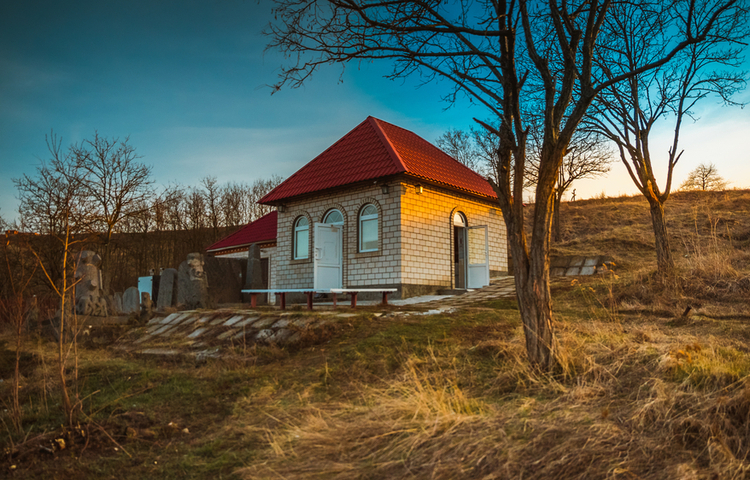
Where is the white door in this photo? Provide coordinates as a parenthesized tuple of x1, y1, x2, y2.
(314, 223, 342, 289)
(467, 225, 490, 288)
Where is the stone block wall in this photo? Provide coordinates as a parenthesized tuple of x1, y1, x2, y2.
(399, 181, 507, 289)
(275, 183, 401, 289)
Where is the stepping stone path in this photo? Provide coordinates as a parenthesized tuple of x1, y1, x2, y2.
(410, 276, 516, 308)
(117, 278, 518, 360)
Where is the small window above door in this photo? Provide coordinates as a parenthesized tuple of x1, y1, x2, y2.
(453, 212, 467, 227)
(323, 209, 344, 225)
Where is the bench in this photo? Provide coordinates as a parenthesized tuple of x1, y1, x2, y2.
(241, 289, 330, 310)
(241, 288, 398, 310)
(329, 288, 398, 308)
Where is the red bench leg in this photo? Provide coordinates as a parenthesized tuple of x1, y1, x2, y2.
(275, 292, 286, 310)
(306, 292, 313, 310)
(332, 293, 337, 308)
(382, 292, 389, 305)
(350, 292, 358, 308)
(251, 293, 257, 308)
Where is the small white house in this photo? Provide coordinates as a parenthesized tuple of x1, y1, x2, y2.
(207, 116, 508, 299)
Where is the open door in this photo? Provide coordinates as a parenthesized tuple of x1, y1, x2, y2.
(314, 223, 342, 289)
(467, 225, 490, 288)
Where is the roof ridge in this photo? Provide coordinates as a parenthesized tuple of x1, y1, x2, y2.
(369, 116, 408, 173)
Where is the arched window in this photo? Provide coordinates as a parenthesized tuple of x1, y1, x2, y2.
(453, 211, 467, 227)
(293, 216, 309, 259)
(323, 209, 344, 225)
(359, 204, 378, 252)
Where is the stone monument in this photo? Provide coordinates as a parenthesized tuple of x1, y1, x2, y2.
(177, 253, 210, 309)
(122, 287, 140, 315)
(74, 250, 107, 316)
(156, 268, 178, 311)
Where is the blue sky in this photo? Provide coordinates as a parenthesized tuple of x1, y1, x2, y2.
(1, 0, 748, 224)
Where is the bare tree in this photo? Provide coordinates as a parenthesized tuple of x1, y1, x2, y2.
(202, 176, 222, 239)
(72, 133, 154, 291)
(526, 129, 612, 241)
(267, 0, 733, 370)
(587, 0, 747, 276)
(680, 162, 729, 191)
(13, 134, 89, 425)
(435, 128, 484, 173)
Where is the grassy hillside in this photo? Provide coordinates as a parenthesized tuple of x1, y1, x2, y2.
(3, 190, 750, 479)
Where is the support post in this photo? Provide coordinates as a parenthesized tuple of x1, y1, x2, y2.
(332, 293, 337, 308)
(275, 292, 286, 310)
(350, 292, 358, 308)
(250, 293, 257, 309)
(306, 292, 313, 310)
(382, 292, 389, 305)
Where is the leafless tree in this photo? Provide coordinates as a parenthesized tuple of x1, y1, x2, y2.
(587, 0, 747, 277)
(12, 134, 89, 425)
(221, 182, 247, 228)
(267, 0, 734, 370)
(526, 129, 612, 241)
(435, 129, 485, 174)
(202, 176, 222, 239)
(72, 133, 154, 291)
(680, 162, 729, 191)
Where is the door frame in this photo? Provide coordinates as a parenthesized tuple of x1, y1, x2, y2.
(313, 223, 343, 289)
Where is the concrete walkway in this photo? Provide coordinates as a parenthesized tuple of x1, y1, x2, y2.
(352, 276, 517, 307)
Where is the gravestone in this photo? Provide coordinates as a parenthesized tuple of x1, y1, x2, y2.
(204, 255, 244, 305)
(177, 253, 210, 309)
(113, 292, 123, 315)
(156, 268, 178, 311)
(140, 292, 153, 321)
(244, 244, 267, 305)
(122, 287, 140, 314)
(74, 250, 108, 316)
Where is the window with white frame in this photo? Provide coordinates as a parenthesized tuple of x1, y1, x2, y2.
(359, 204, 378, 252)
(293, 216, 309, 259)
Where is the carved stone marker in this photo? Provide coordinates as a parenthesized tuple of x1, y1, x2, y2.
(244, 244, 267, 305)
(141, 292, 153, 321)
(246, 244, 263, 288)
(177, 253, 210, 309)
(122, 287, 140, 315)
(156, 268, 178, 311)
(204, 255, 244, 305)
(113, 292, 123, 315)
(75, 251, 107, 316)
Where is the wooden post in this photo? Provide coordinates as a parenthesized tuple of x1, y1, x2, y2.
(276, 292, 286, 310)
(382, 291, 389, 305)
(350, 292, 358, 308)
(306, 292, 313, 310)
(250, 293, 257, 308)
(332, 293, 337, 308)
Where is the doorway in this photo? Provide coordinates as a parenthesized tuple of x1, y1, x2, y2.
(314, 223, 343, 289)
(454, 212, 467, 289)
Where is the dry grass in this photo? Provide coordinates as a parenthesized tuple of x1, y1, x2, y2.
(7, 190, 750, 479)
(234, 310, 750, 479)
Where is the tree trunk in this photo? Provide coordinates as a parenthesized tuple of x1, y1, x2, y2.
(648, 199, 674, 277)
(499, 172, 557, 371)
(553, 193, 562, 243)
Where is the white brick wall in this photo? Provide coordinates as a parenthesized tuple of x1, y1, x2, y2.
(271, 178, 507, 293)
(399, 181, 507, 287)
(274, 184, 401, 289)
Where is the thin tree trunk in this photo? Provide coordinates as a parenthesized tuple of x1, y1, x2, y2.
(649, 200, 674, 277)
(58, 228, 73, 426)
(553, 193, 562, 243)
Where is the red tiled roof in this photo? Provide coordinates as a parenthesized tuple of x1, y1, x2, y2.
(260, 117, 497, 203)
(206, 211, 277, 253)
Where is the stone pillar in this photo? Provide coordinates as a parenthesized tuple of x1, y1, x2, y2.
(156, 268, 178, 311)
